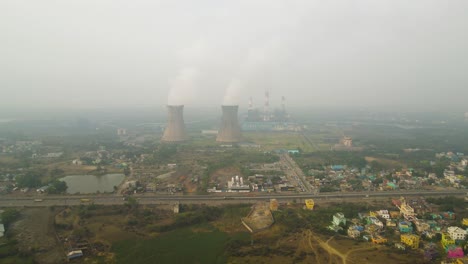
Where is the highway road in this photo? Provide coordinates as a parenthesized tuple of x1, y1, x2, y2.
(0, 190, 465, 207)
(280, 153, 314, 193)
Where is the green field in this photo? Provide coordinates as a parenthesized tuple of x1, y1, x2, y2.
(242, 132, 315, 152)
(113, 227, 245, 264)
(0, 240, 33, 264)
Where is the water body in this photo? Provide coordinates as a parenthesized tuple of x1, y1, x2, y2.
(61, 174, 125, 194)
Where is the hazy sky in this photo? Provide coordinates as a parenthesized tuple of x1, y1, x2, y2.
(1, 0, 468, 110)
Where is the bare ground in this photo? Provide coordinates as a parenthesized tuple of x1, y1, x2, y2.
(11, 208, 66, 264)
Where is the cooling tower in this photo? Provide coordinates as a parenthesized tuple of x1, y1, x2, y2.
(161, 105, 187, 142)
(216, 105, 242, 143)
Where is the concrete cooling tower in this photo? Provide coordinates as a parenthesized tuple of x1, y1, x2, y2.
(216, 105, 242, 143)
(161, 105, 187, 142)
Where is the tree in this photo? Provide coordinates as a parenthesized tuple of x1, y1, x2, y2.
(1, 209, 20, 228)
(373, 177, 384, 185)
(125, 197, 139, 210)
(16, 172, 42, 188)
(47, 180, 68, 194)
(50, 167, 65, 178)
(50, 167, 65, 177)
(154, 144, 178, 162)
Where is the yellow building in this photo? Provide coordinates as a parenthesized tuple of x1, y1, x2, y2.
(305, 199, 314, 210)
(371, 236, 387, 244)
(462, 218, 468, 226)
(456, 258, 468, 264)
(441, 233, 455, 248)
(400, 234, 420, 249)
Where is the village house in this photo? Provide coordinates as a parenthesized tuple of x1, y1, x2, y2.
(399, 221, 413, 233)
(332, 213, 346, 226)
(401, 234, 420, 249)
(347, 226, 361, 239)
(414, 220, 430, 233)
(377, 210, 390, 219)
(447, 226, 467, 241)
(441, 233, 456, 249)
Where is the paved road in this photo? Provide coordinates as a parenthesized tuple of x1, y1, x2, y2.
(0, 190, 465, 207)
(280, 153, 314, 193)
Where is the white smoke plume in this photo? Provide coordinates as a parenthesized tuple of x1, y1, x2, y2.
(221, 40, 282, 105)
(241, 43, 277, 75)
(167, 39, 206, 105)
(167, 67, 200, 105)
(223, 78, 242, 105)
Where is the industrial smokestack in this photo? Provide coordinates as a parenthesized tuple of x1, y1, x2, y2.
(263, 90, 270, 121)
(216, 105, 242, 143)
(161, 105, 187, 142)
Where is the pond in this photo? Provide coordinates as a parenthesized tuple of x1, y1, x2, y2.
(60, 174, 125, 194)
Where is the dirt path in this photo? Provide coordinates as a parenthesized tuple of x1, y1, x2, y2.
(308, 230, 346, 264)
(307, 230, 346, 264)
(306, 230, 381, 264)
(300, 231, 321, 263)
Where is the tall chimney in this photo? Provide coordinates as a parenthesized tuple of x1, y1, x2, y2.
(281, 96, 286, 113)
(161, 105, 187, 142)
(216, 105, 242, 143)
(263, 90, 270, 121)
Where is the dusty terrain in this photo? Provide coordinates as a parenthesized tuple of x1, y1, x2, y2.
(7, 201, 435, 264)
(11, 208, 65, 264)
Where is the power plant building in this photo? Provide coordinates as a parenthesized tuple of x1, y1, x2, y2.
(243, 94, 301, 132)
(217, 105, 242, 143)
(227, 175, 250, 192)
(161, 105, 187, 142)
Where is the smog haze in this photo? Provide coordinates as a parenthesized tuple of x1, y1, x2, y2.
(1, 0, 468, 111)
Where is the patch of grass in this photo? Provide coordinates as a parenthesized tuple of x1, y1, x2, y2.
(0, 241, 33, 264)
(426, 196, 465, 212)
(112, 227, 230, 264)
(0, 256, 34, 264)
(243, 132, 315, 152)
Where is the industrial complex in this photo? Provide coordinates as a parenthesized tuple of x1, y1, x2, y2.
(160, 92, 301, 144)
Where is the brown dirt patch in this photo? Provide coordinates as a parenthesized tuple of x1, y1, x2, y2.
(211, 167, 241, 187)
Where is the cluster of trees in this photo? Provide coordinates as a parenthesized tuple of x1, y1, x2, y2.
(47, 179, 67, 194)
(426, 196, 465, 212)
(1, 209, 19, 228)
(15, 172, 42, 188)
(14, 172, 67, 193)
(153, 144, 178, 162)
(274, 203, 375, 235)
(319, 186, 339, 193)
(274, 209, 311, 233)
(297, 151, 368, 172)
(154, 205, 223, 232)
(50, 167, 65, 177)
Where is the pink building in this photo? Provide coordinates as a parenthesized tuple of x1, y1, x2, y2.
(447, 246, 464, 259)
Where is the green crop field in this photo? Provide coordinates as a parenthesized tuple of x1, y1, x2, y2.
(113, 227, 232, 264)
(243, 132, 316, 152)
